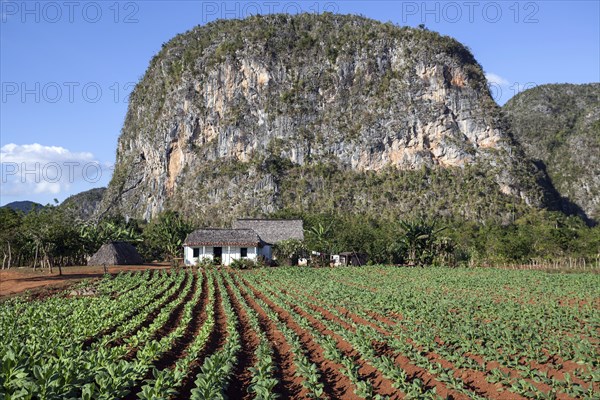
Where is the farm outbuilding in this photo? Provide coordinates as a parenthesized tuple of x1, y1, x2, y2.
(338, 252, 368, 266)
(87, 241, 144, 266)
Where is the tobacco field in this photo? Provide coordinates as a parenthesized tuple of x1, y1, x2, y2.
(1, 267, 599, 399)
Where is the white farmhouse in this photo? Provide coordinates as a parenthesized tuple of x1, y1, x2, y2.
(183, 219, 304, 266)
(183, 228, 260, 266)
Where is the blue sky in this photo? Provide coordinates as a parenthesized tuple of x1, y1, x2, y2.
(1, 0, 599, 206)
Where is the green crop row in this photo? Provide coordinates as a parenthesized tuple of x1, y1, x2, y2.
(247, 266, 599, 399)
(2, 266, 597, 400)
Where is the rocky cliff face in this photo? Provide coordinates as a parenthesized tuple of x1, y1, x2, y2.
(61, 187, 106, 221)
(99, 13, 555, 224)
(504, 83, 600, 223)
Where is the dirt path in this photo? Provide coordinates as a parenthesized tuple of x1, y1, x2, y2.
(0, 264, 170, 298)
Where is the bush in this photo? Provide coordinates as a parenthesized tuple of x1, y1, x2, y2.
(273, 239, 306, 266)
(170, 258, 182, 270)
(196, 257, 215, 269)
(230, 258, 257, 270)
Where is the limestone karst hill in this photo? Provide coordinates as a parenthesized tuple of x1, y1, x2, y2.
(98, 13, 559, 225)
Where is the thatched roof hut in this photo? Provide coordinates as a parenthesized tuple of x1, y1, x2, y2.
(88, 241, 144, 266)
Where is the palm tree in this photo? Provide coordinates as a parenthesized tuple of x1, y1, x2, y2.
(308, 223, 332, 267)
(399, 218, 446, 267)
(80, 219, 142, 256)
(143, 211, 192, 261)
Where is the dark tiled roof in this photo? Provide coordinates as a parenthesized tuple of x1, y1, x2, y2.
(232, 219, 304, 244)
(184, 229, 261, 246)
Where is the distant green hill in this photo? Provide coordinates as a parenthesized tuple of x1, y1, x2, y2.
(1, 201, 42, 213)
(504, 83, 600, 223)
(1, 188, 105, 219)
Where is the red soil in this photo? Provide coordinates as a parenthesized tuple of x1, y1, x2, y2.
(82, 271, 176, 349)
(299, 285, 594, 399)
(161, 270, 210, 370)
(177, 275, 229, 399)
(108, 272, 188, 350)
(230, 272, 309, 399)
(124, 272, 200, 399)
(123, 272, 194, 360)
(275, 289, 403, 399)
(222, 276, 260, 400)
(314, 290, 587, 399)
(0, 264, 170, 298)
(276, 282, 539, 400)
(285, 288, 470, 400)
(239, 276, 362, 400)
(5, 267, 595, 399)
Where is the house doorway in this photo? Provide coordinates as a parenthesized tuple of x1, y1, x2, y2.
(213, 247, 223, 264)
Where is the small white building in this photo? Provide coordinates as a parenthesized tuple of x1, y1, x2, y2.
(183, 219, 304, 266)
(183, 229, 261, 266)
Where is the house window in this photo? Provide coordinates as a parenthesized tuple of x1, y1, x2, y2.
(193, 248, 200, 258)
(240, 248, 248, 258)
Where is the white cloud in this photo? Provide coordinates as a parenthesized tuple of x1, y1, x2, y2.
(1, 143, 104, 196)
(33, 181, 62, 195)
(485, 72, 509, 86)
(0, 143, 94, 164)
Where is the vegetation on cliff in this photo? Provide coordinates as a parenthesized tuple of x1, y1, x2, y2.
(60, 187, 106, 221)
(504, 83, 599, 223)
(99, 13, 556, 223)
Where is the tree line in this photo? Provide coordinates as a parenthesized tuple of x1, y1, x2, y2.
(0, 205, 192, 274)
(273, 209, 600, 267)
(1, 202, 598, 271)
